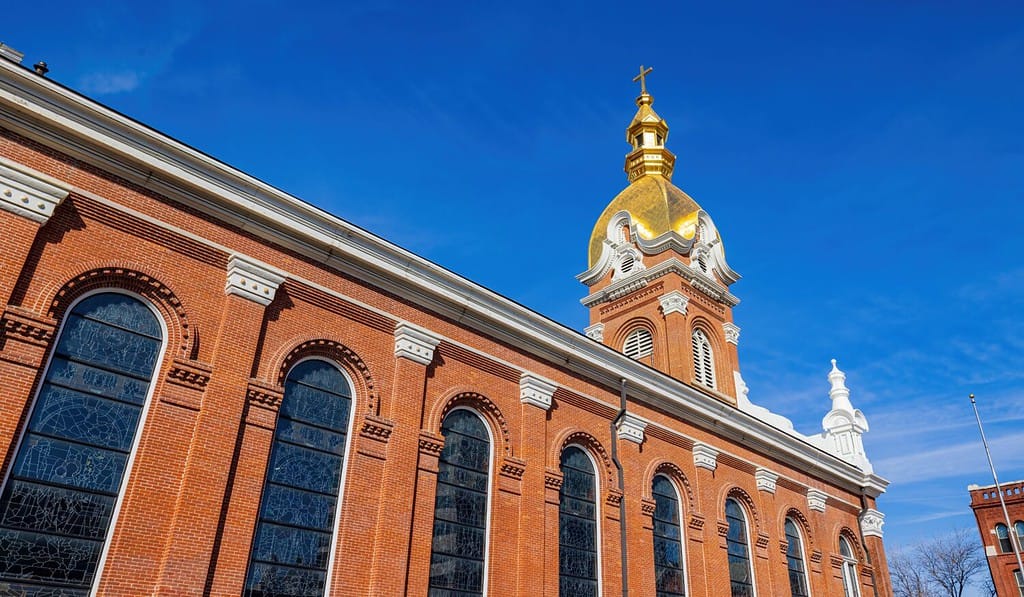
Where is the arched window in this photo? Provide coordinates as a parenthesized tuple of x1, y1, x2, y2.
(428, 409, 492, 596)
(652, 475, 685, 596)
(560, 446, 598, 597)
(244, 359, 353, 597)
(624, 328, 654, 360)
(1015, 569, 1023, 596)
(839, 536, 861, 597)
(0, 292, 163, 594)
(691, 329, 716, 389)
(998, 523, 1014, 553)
(784, 518, 810, 597)
(725, 498, 754, 597)
(1015, 521, 1024, 552)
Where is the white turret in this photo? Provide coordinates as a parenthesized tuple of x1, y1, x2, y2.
(821, 359, 872, 472)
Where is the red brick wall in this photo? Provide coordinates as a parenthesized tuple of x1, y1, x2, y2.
(971, 482, 1024, 596)
(0, 126, 891, 596)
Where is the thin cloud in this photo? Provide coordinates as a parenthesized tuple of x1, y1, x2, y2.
(79, 71, 140, 95)
(874, 432, 1024, 485)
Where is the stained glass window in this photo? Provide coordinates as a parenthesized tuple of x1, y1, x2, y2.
(559, 446, 598, 597)
(725, 498, 753, 597)
(784, 518, 809, 597)
(839, 536, 861, 597)
(244, 360, 352, 597)
(0, 292, 162, 596)
(428, 409, 491, 597)
(652, 475, 685, 597)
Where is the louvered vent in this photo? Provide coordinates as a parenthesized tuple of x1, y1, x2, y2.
(691, 329, 716, 389)
(623, 328, 653, 359)
(619, 253, 636, 275)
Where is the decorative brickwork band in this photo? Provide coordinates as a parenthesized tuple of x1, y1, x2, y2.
(859, 508, 885, 538)
(0, 160, 69, 224)
(754, 468, 778, 494)
(658, 290, 689, 316)
(688, 513, 706, 532)
(394, 322, 441, 365)
(640, 497, 657, 517)
(1, 305, 56, 347)
(357, 414, 394, 460)
(692, 442, 719, 471)
(616, 412, 647, 444)
(520, 372, 557, 410)
(606, 488, 624, 507)
(166, 357, 213, 390)
(807, 488, 828, 512)
(499, 457, 527, 481)
(247, 379, 285, 410)
(418, 430, 445, 457)
(225, 254, 285, 306)
(584, 322, 604, 342)
(544, 468, 564, 490)
(723, 321, 741, 345)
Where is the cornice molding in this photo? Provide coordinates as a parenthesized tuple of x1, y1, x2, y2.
(658, 290, 689, 316)
(0, 59, 887, 499)
(581, 257, 740, 309)
(0, 160, 69, 223)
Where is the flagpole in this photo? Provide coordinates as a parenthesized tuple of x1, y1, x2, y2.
(970, 394, 1024, 580)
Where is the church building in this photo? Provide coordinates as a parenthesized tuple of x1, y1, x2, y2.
(0, 49, 891, 596)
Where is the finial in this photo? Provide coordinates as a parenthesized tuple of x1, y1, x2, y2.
(633, 65, 653, 104)
(828, 358, 854, 412)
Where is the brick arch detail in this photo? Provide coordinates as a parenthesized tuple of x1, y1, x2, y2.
(38, 263, 192, 359)
(269, 337, 379, 416)
(837, 525, 865, 561)
(427, 389, 513, 457)
(643, 459, 697, 514)
(781, 506, 817, 554)
(721, 485, 761, 533)
(550, 428, 614, 489)
(611, 316, 658, 349)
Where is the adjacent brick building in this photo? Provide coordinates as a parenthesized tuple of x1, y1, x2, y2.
(970, 480, 1024, 596)
(0, 51, 892, 596)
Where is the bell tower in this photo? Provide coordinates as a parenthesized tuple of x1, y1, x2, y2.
(578, 67, 743, 404)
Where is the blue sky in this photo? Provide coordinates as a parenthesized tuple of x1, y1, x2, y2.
(4, 0, 1023, 578)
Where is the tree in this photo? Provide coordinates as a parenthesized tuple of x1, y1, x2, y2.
(891, 549, 935, 597)
(915, 528, 987, 597)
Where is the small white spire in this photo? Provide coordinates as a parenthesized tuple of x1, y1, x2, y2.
(821, 358, 872, 473)
(828, 358, 854, 414)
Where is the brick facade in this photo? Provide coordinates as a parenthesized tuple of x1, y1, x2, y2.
(0, 57, 891, 595)
(970, 480, 1024, 596)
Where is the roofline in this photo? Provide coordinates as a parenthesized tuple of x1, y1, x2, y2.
(0, 58, 888, 497)
(969, 480, 1024, 491)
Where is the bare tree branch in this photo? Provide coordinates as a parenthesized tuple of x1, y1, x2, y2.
(914, 528, 986, 597)
(891, 549, 935, 597)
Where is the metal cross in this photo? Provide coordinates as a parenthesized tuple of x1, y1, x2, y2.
(633, 65, 653, 95)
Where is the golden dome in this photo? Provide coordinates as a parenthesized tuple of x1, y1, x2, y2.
(587, 174, 701, 267)
(589, 173, 700, 266)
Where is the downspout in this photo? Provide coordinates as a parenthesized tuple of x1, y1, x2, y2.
(611, 378, 629, 596)
(858, 493, 880, 597)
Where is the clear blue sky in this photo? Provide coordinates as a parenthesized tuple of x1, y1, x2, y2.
(4, 0, 1023, 579)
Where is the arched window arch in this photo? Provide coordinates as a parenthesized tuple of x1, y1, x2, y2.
(1015, 521, 1024, 552)
(997, 523, 1014, 553)
(784, 518, 810, 597)
(691, 329, 716, 390)
(244, 359, 354, 597)
(560, 446, 599, 597)
(839, 535, 861, 597)
(624, 327, 654, 360)
(428, 408, 493, 596)
(0, 291, 165, 594)
(652, 475, 686, 596)
(725, 497, 754, 597)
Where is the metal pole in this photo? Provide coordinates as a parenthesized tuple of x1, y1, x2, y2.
(970, 394, 1024, 579)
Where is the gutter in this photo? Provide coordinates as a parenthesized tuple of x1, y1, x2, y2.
(611, 378, 629, 596)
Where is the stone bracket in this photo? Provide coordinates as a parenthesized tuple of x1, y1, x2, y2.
(0, 161, 69, 224)
(520, 371, 556, 410)
(693, 442, 719, 471)
(616, 412, 647, 444)
(395, 322, 441, 366)
(226, 254, 285, 306)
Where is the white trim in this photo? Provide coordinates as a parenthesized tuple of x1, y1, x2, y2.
(436, 406, 496, 596)
(807, 488, 828, 513)
(616, 412, 647, 444)
(561, 444, 603, 597)
(722, 322, 740, 346)
(858, 508, 884, 539)
(658, 290, 689, 316)
(394, 321, 441, 366)
(584, 323, 604, 342)
(225, 253, 285, 306)
(0, 62, 887, 499)
(520, 372, 556, 411)
(0, 289, 169, 596)
(692, 442, 719, 471)
(754, 468, 778, 494)
(0, 159, 69, 223)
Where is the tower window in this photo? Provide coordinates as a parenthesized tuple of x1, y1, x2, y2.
(635, 134, 643, 147)
(691, 330, 716, 390)
(624, 328, 654, 359)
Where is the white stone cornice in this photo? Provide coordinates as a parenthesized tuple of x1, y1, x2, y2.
(394, 322, 441, 366)
(807, 488, 828, 512)
(584, 323, 604, 342)
(0, 161, 69, 223)
(659, 290, 689, 316)
(520, 372, 557, 410)
(693, 442, 719, 471)
(859, 508, 885, 538)
(755, 468, 779, 494)
(723, 322, 741, 345)
(616, 412, 647, 444)
(225, 254, 285, 306)
(581, 258, 740, 308)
